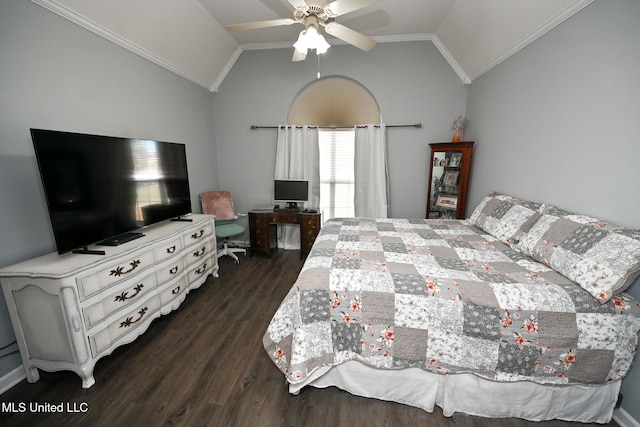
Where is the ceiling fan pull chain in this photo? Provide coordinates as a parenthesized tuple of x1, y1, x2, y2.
(317, 55, 321, 79)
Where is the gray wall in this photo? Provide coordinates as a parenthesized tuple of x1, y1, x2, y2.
(212, 41, 469, 227)
(466, 0, 640, 421)
(0, 1, 218, 376)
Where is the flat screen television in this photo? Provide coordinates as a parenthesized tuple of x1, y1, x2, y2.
(274, 179, 308, 210)
(31, 129, 192, 255)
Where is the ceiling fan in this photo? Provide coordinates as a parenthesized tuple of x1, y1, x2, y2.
(228, 0, 382, 62)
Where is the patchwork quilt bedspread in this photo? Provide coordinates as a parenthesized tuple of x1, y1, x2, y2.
(263, 218, 640, 386)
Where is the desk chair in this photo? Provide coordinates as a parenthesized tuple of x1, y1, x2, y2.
(200, 191, 246, 263)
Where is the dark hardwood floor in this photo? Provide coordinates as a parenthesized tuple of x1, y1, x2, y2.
(0, 250, 619, 427)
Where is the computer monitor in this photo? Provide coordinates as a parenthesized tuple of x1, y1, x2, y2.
(274, 180, 308, 210)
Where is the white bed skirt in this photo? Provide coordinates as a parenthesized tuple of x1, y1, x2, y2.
(289, 361, 620, 424)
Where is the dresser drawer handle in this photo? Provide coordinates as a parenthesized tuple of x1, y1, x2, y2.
(191, 230, 205, 239)
(195, 263, 208, 275)
(109, 259, 141, 277)
(166, 245, 176, 254)
(114, 283, 144, 302)
(172, 286, 181, 295)
(119, 306, 149, 328)
(169, 266, 179, 275)
(193, 247, 206, 257)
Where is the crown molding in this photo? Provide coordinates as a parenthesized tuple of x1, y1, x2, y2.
(30, 0, 212, 90)
(30, 0, 593, 91)
(468, 0, 596, 81)
(211, 46, 243, 93)
(240, 33, 471, 85)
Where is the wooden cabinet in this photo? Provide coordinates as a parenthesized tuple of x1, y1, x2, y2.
(248, 211, 321, 259)
(426, 141, 475, 219)
(0, 215, 218, 388)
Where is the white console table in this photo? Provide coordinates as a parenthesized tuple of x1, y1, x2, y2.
(0, 214, 218, 388)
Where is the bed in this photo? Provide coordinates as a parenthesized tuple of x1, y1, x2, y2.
(263, 192, 640, 423)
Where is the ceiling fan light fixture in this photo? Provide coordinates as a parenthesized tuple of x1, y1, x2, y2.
(293, 30, 309, 55)
(293, 25, 330, 56)
(315, 34, 330, 54)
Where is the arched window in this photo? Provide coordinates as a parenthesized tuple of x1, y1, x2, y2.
(288, 76, 380, 219)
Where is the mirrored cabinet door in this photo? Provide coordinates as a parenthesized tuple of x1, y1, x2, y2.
(426, 141, 474, 219)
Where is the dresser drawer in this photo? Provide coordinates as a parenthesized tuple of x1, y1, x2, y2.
(249, 225, 269, 243)
(187, 256, 214, 284)
(249, 214, 267, 227)
(301, 235, 317, 252)
(159, 275, 189, 306)
(185, 238, 214, 266)
(153, 236, 183, 262)
(82, 272, 158, 330)
(184, 222, 214, 248)
(89, 294, 160, 357)
(276, 213, 299, 224)
(300, 215, 321, 228)
(77, 251, 155, 301)
(156, 257, 185, 286)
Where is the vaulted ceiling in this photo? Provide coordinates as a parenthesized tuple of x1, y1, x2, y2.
(31, 0, 595, 91)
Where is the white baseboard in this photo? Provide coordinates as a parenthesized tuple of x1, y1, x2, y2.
(614, 408, 640, 427)
(0, 366, 26, 395)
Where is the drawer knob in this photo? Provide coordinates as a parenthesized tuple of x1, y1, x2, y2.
(119, 307, 149, 328)
(193, 246, 206, 257)
(195, 263, 208, 275)
(166, 245, 176, 254)
(172, 286, 181, 295)
(114, 283, 144, 302)
(109, 259, 141, 277)
(191, 229, 205, 239)
(169, 266, 179, 275)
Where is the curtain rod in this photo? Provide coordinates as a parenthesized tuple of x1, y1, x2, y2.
(250, 123, 422, 130)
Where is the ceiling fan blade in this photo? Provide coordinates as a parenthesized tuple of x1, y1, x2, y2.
(292, 49, 307, 62)
(228, 18, 296, 32)
(323, 22, 377, 51)
(325, 0, 382, 17)
(288, 0, 309, 10)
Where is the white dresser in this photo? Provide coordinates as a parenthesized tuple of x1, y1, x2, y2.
(0, 214, 218, 388)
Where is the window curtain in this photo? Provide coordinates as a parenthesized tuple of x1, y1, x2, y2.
(354, 124, 389, 218)
(275, 125, 320, 249)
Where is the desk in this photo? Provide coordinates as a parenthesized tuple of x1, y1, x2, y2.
(248, 210, 321, 259)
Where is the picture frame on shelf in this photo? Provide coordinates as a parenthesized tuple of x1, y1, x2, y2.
(450, 152, 462, 167)
(442, 171, 459, 186)
(435, 195, 458, 209)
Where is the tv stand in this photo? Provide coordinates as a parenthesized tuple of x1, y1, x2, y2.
(72, 247, 106, 256)
(0, 215, 218, 388)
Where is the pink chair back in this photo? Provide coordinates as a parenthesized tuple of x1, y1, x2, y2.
(200, 191, 236, 221)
